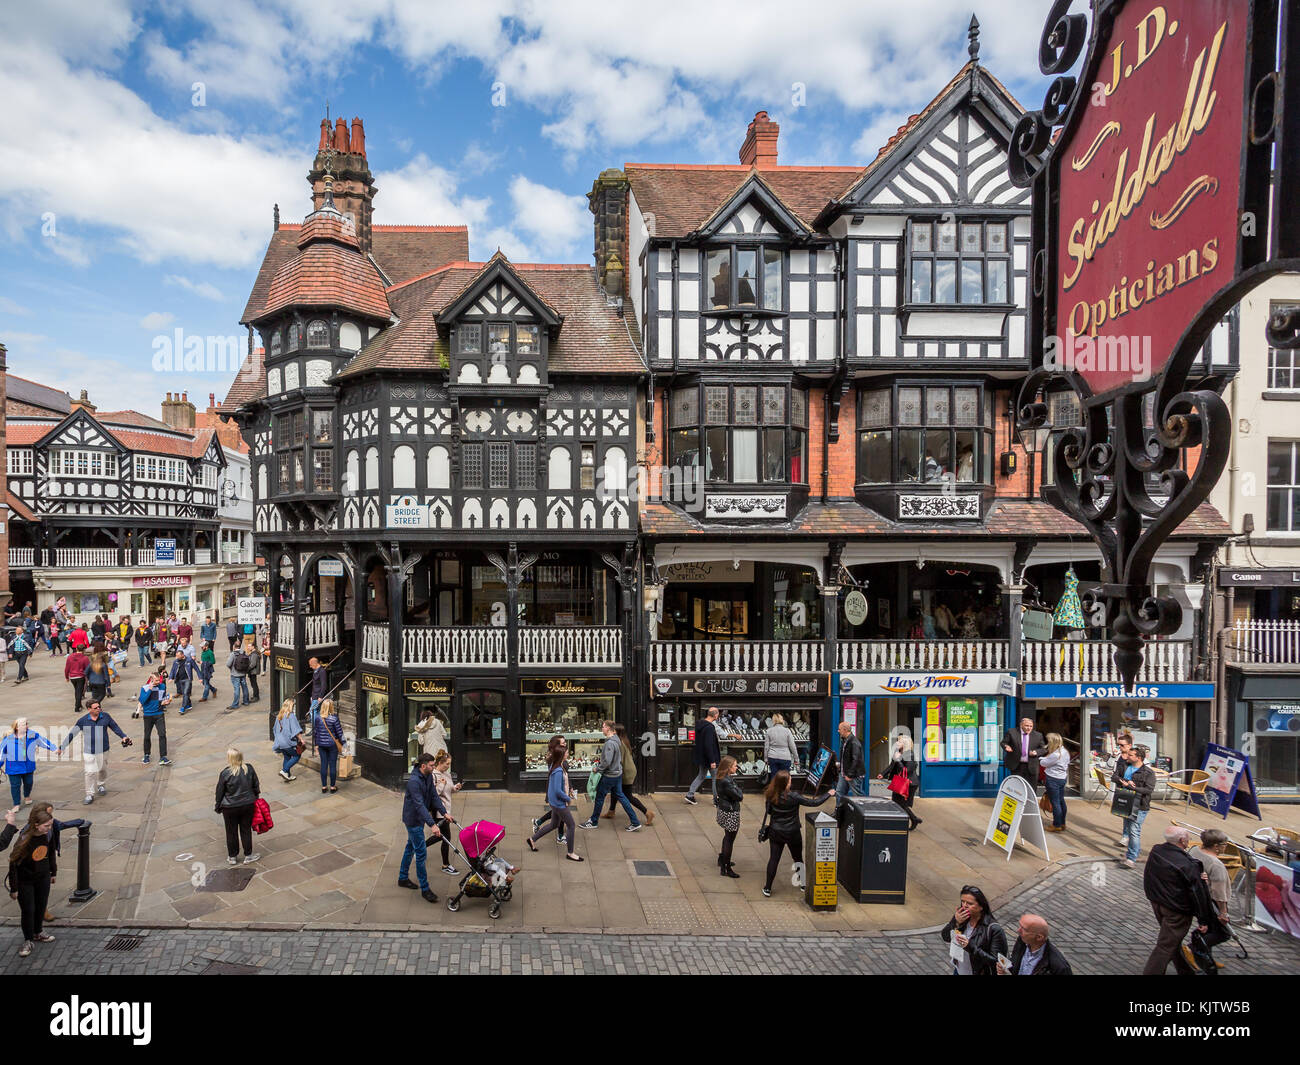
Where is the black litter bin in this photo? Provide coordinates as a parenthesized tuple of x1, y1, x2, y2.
(837, 796, 909, 904)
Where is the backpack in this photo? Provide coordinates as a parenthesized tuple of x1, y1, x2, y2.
(232, 651, 251, 673)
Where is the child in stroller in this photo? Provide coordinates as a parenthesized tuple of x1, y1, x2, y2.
(443, 821, 518, 919)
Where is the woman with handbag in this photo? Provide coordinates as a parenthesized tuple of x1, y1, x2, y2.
(272, 699, 304, 782)
(1040, 732, 1070, 832)
(600, 724, 655, 825)
(763, 714, 799, 777)
(712, 755, 743, 878)
(878, 734, 922, 829)
(760, 770, 831, 897)
(430, 751, 462, 874)
(313, 698, 345, 794)
(939, 885, 1006, 975)
(214, 747, 261, 865)
(526, 739, 583, 861)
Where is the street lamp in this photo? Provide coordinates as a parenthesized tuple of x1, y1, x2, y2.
(1014, 399, 1054, 454)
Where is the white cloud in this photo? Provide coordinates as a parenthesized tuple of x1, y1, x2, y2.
(0, 297, 31, 316)
(505, 176, 588, 260)
(164, 275, 225, 301)
(139, 311, 175, 329)
(372, 155, 492, 231)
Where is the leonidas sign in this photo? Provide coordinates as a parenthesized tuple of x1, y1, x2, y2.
(1054, 2, 1247, 397)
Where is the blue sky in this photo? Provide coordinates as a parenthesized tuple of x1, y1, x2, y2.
(0, 0, 1050, 412)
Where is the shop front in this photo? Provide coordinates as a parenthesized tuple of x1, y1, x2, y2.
(646, 672, 828, 790)
(835, 671, 1017, 797)
(1226, 674, 1300, 800)
(521, 677, 622, 785)
(1022, 681, 1213, 795)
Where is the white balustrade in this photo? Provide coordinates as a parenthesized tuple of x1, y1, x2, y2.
(650, 640, 824, 673)
(8, 548, 34, 568)
(403, 626, 507, 668)
(137, 549, 156, 565)
(362, 623, 390, 666)
(275, 613, 295, 648)
(54, 547, 118, 567)
(836, 639, 1009, 673)
(195, 549, 212, 565)
(519, 626, 623, 667)
(1228, 619, 1300, 665)
(303, 613, 338, 649)
(1019, 639, 1191, 683)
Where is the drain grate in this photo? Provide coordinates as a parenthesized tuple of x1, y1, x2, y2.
(198, 867, 257, 892)
(200, 961, 260, 975)
(105, 934, 144, 952)
(633, 860, 672, 877)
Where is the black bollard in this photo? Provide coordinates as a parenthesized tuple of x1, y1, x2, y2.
(69, 821, 97, 903)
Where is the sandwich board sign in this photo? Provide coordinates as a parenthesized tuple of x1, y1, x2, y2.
(1194, 742, 1262, 821)
(983, 774, 1050, 861)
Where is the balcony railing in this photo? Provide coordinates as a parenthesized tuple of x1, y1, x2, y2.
(837, 639, 1010, 673)
(55, 548, 118, 567)
(137, 549, 155, 565)
(303, 613, 338, 650)
(195, 549, 212, 565)
(8, 548, 34, 569)
(1226, 619, 1300, 666)
(519, 626, 623, 668)
(1020, 639, 1193, 684)
(650, 640, 824, 673)
(275, 614, 295, 648)
(362, 623, 389, 667)
(404, 626, 507, 668)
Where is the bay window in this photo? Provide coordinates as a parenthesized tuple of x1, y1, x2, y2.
(856, 382, 994, 485)
(706, 246, 783, 311)
(668, 382, 807, 485)
(276, 408, 334, 493)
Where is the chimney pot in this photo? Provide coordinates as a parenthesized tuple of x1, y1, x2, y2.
(333, 117, 349, 152)
(182, 391, 188, 402)
(319, 119, 330, 150)
(739, 110, 779, 169)
(350, 117, 365, 157)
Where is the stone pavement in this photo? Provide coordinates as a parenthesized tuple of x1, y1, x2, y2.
(4, 650, 1300, 946)
(3, 859, 1298, 974)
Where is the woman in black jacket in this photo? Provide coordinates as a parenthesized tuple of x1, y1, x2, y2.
(215, 747, 261, 865)
(877, 735, 922, 830)
(712, 755, 743, 878)
(5, 803, 57, 958)
(761, 770, 831, 897)
(940, 885, 1007, 975)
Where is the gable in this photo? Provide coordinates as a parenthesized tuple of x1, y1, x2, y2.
(437, 257, 562, 328)
(695, 175, 810, 240)
(37, 410, 124, 453)
(463, 280, 539, 320)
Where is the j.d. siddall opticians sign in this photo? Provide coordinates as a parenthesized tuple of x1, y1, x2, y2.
(838, 673, 1016, 697)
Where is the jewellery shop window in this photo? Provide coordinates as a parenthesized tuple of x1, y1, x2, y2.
(716, 708, 817, 782)
(407, 697, 452, 766)
(921, 695, 1002, 764)
(362, 674, 390, 745)
(522, 679, 620, 777)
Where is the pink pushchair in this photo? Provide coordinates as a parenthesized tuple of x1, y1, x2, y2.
(444, 820, 518, 919)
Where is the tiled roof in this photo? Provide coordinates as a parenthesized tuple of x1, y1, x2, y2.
(5, 374, 70, 415)
(336, 261, 644, 380)
(6, 490, 35, 522)
(4, 422, 59, 445)
(5, 418, 217, 459)
(4, 399, 62, 418)
(217, 349, 266, 414)
(194, 410, 249, 453)
(96, 410, 172, 431)
(642, 500, 1232, 539)
(241, 224, 469, 323)
(624, 164, 863, 238)
(260, 219, 393, 322)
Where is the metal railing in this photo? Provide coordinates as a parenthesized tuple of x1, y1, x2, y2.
(1227, 619, 1300, 665)
(837, 639, 1010, 672)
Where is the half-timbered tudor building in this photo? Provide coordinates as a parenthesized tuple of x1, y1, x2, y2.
(227, 119, 643, 788)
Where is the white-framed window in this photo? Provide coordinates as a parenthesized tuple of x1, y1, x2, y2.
(6, 448, 32, 475)
(1268, 440, 1300, 531)
(132, 454, 188, 484)
(1267, 305, 1300, 389)
(49, 449, 118, 478)
(198, 464, 217, 489)
(907, 218, 1010, 306)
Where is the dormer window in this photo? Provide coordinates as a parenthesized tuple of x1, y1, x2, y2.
(706, 246, 783, 311)
(269, 329, 282, 357)
(457, 325, 482, 354)
(488, 324, 511, 354)
(907, 220, 1009, 306)
(467, 322, 542, 357)
(306, 320, 330, 348)
(516, 325, 540, 355)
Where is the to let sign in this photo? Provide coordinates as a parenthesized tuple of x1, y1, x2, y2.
(1054, 1, 1248, 398)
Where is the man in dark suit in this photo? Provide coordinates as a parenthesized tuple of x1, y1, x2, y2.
(1002, 717, 1045, 787)
(998, 913, 1073, 975)
(684, 706, 720, 805)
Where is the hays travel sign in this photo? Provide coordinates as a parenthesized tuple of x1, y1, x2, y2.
(838, 673, 1016, 697)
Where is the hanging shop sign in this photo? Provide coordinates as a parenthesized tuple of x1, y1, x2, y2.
(361, 671, 389, 695)
(133, 575, 191, 588)
(155, 538, 177, 566)
(650, 674, 828, 698)
(521, 677, 622, 696)
(843, 590, 869, 627)
(404, 677, 455, 697)
(838, 673, 1015, 697)
(236, 597, 265, 625)
(1021, 608, 1055, 641)
(274, 655, 294, 672)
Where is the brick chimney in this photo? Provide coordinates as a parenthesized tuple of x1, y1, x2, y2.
(587, 168, 630, 298)
(0, 342, 9, 606)
(309, 116, 377, 256)
(161, 391, 196, 431)
(70, 388, 96, 413)
(739, 111, 779, 169)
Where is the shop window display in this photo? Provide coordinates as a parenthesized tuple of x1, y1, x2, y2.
(921, 695, 1002, 765)
(523, 694, 616, 777)
(366, 691, 390, 745)
(716, 710, 814, 780)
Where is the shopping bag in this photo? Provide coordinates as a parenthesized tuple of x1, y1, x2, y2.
(1110, 786, 1137, 818)
(586, 771, 602, 801)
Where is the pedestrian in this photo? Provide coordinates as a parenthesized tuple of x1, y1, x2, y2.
(1142, 825, 1214, 975)
(4, 804, 58, 957)
(136, 667, 173, 767)
(169, 652, 194, 715)
(11, 627, 31, 683)
(272, 699, 303, 782)
(226, 641, 251, 709)
(60, 699, 132, 804)
(308, 656, 328, 715)
(313, 697, 345, 794)
(763, 713, 800, 776)
(398, 753, 445, 902)
(243, 635, 261, 702)
(117, 616, 132, 648)
(997, 913, 1072, 975)
(85, 651, 110, 707)
(878, 733, 922, 829)
(177, 615, 193, 642)
(940, 885, 1007, 975)
(90, 615, 106, 641)
(712, 754, 743, 878)
(526, 739, 582, 861)
(1001, 717, 1046, 789)
(684, 705, 721, 805)
(760, 769, 831, 897)
(1184, 828, 1233, 973)
(214, 748, 261, 865)
(2, 719, 58, 806)
(64, 644, 90, 713)
(68, 623, 89, 653)
(134, 620, 153, 668)
(834, 721, 866, 812)
(599, 723, 654, 825)
(200, 616, 216, 646)
(414, 707, 449, 760)
(1040, 732, 1070, 832)
(530, 735, 569, 848)
(1114, 743, 1156, 868)
(198, 641, 217, 701)
(430, 751, 462, 873)
(578, 720, 641, 832)
(0, 628, 8, 683)
(226, 617, 239, 652)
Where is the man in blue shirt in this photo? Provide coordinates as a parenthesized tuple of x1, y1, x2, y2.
(169, 651, 195, 714)
(200, 616, 217, 645)
(398, 753, 445, 903)
(137, 670, 173, 766)
(60, 699, 132, 804)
